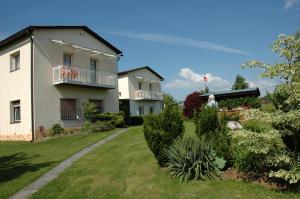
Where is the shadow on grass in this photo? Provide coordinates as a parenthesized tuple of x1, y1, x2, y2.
(0, 153, 56, 183)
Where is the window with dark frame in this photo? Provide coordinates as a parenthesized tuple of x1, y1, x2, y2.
(138, 82, 142, 90)
(61, 99, 77, 120)
(10, 51, 20, 71)
(149, 83, 152, 91)
(10, 100, 21, 123)
(138, 106, 144, 116)
(149, 106, 154, 114)
(90, 59, 97, 83)
(63, 54, 72, 66)
(89, 100, 103, 113)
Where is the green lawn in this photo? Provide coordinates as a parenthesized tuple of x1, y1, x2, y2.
(0, 130, 116, 199)
(31, 125, 299, 199)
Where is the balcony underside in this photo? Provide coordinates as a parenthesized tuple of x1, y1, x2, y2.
(54, 80, 116, 89)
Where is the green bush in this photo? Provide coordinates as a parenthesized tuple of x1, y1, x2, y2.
(164, 136, 223, 183)
(219, 112, 240, 122)
(143, 95, 184, 166)
(218, 97, 261, 109)
(211, 128, 234, 168)
(50, 123, 64, 136)
(80, 121, 92, 133)
(128, 116, 144, 126)
(195, 107, 221, 137)
(260, 103, 276, 113)
(242, 119, 268, 133)
(96, 112, 126, 128)
(88, 121, 115, 133)
(82, 102, 98, 123)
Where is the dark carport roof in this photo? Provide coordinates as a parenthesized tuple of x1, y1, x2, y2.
(201, 87, 260, 98)
(0, 26, 122, 55)
(118, 66, 164, 80)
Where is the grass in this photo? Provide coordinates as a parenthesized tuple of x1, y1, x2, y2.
(0, 130, 116, 199)
(31, 124, 299, 199)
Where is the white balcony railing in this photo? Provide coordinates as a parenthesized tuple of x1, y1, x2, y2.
(53, 65, 117, 88)
(135, 90, 163, 100)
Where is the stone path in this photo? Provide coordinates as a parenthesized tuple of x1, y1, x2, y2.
(9, 128, 128, 199)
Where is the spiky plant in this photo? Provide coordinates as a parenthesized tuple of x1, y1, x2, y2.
(164, 136, 222, 183)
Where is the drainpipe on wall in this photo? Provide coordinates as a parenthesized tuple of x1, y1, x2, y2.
(29, 31, 35, 142)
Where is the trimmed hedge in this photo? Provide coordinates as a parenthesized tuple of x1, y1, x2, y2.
(127, 116, 144, 126)
(218, 97, 261, 109)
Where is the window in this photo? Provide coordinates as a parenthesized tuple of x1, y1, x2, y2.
(89, 100, 103, 113)
(138, 82, 142, 90)
(10, 100, 21, 123)
(10, 51, 20, 71)
(63, 54, 72, 66)
(138, 106, 144, 116)
(149, 83, 152, 91)
(149, 106, 154, 114)
(90, 59, 97, 83)
(61, 99, 77, 120)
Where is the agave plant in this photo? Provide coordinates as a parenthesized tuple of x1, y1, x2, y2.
(164, 136, 222, 183)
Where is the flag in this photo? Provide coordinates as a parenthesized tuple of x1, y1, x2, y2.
(204, 75, 208, 82)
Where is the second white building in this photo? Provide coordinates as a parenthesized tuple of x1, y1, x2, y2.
(118, 66, 164, 116)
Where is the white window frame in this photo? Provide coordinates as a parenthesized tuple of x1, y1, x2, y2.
(10, 51, 20, 72)
(10, 100, 21, 123)
(63, 53, 72, 67)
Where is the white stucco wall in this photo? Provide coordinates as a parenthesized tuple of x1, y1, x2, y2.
(0, 39, 32, 141)
(33, 29, 119, 131)
(118, 76, 129, 99)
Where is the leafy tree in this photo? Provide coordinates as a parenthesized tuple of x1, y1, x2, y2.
(183, 91, 203, 118)
(232, 74, 249, 90)
(242, 34, 300, 108)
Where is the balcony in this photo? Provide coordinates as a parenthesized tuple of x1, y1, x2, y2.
(53, 65, 117, 89)
(135, 90, 163, 100)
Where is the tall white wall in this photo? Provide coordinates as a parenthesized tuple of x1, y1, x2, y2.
(0, 39, 32, 141)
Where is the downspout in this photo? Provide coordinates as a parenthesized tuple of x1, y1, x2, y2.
(29, 31, 35, 142)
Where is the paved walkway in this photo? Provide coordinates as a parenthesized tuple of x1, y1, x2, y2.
(9, 128, 128, 199)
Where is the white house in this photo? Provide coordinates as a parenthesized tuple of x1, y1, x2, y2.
(0, 26, 122, 141)
(118, 66, 164, 116)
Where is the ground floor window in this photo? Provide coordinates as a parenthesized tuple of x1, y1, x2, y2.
(149, 106, 154, 114)
(10, 100, 21, 123)
(61, 99, 77, 120)
(138, 106, 144, 116)
(89, 99, 103, 113)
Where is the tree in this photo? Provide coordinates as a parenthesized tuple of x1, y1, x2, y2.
(183, 91, 203, 118)
(232, 74, 249, 90)
(242, 34, 300, 108)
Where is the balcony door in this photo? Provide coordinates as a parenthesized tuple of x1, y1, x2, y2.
(63, 54, 72, 68)
(90, 59, 97, 83)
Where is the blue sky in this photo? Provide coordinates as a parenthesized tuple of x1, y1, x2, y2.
(0, 0, 299, 100)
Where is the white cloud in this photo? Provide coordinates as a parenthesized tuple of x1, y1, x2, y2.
(284, 0, 299, 10)
(247, 79, 278, 95)
(110, 31, 248, 55)
(165, 68, 232, 91)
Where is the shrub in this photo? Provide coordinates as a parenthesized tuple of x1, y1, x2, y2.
(88, 121, 115, 133)
(81, 121, 92, 133)
(219, 111, 240, 122)
(96, 112, 126, 128)
(218, 97, 261, 109)
(50, 123, 64, 136)
(164, 136, 222, 183)
(260, 103, 276, 113)
(195, 106, 221, 137)
(211, 128, 234, 168)
(128, 116, 144, 126)
(82, 102, 98, 123)
(183, 91, 204, 118)
(242, 119, 268, 133)
(143, 95, 184, 166)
